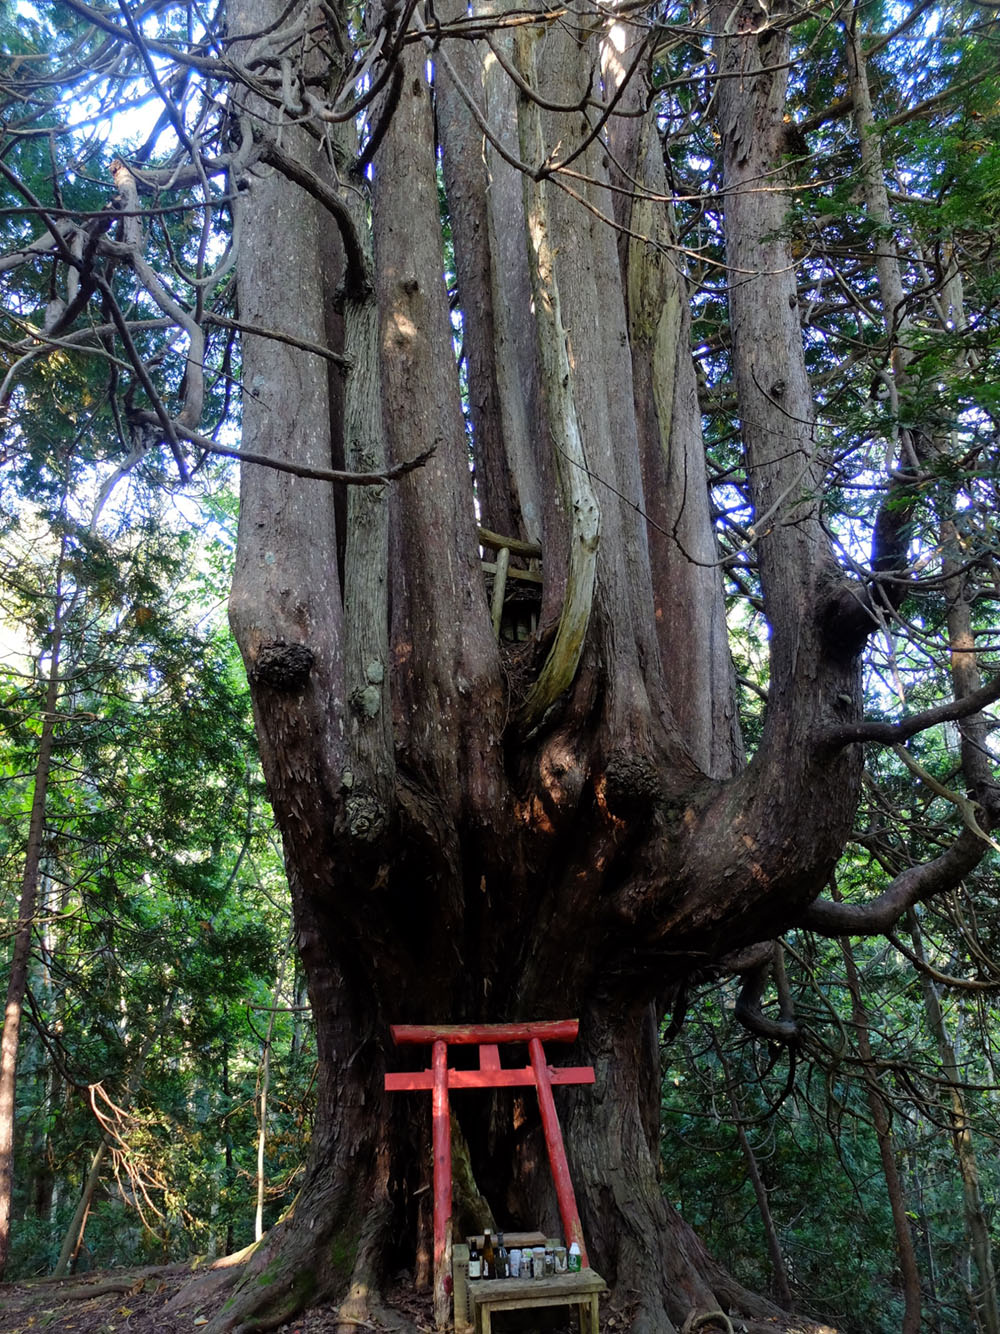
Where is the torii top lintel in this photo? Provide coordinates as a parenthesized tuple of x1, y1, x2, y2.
(391, 1020, 581, 1045)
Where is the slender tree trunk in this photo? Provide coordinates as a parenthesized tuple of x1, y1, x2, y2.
(905, 1137, 943, 1333)
(54, 1141, 108, 1277)
(840, 937, 922, 1334)
(0, 538, 67, 1277)
(255, 946, 290, 1243)
(51, 994, 176, 1277)
(908, 910, 1000, 1334)
(222, 1040, 234, 1259)
(716, 1038, 794, 1310)
(845, 33, 999, 1324)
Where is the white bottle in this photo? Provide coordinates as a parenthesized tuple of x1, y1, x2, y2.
(568, 1241, 582, 1272)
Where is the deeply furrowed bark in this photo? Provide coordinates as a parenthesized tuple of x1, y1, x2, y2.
(435, 2, 537, 547)
(604, 36, 743, 777)
(373, 40, 504, 816)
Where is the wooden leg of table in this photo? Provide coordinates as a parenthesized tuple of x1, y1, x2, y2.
(585, 1295, 599, 1334)
(480, 1307, 491, 1334)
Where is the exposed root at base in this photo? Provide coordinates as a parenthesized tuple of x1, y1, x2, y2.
(683, 1311, 735, 1334)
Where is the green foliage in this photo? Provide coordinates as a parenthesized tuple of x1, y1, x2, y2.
(0, 370, 309, 1279)
(662, 900, 1000, 1332)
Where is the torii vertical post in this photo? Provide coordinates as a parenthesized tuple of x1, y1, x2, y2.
(528, 1036, 587, 1258)
(431, 1038, 451, 1323)
(385, 1021, 595, 1328)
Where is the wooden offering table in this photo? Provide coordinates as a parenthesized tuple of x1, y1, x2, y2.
(467, 1271, 606, 1334)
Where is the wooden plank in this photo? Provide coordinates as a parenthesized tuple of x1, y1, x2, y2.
(467, 1270, 605, 1334)
(477, 525, 543, 559)
(473, 1294, 599, 1317)
(489, 547, 510, 639)
(529, 1037, 589, 1268)
(463, 1232, 546, 1248)
(481, 561, 543, 586)
(469, 1272, 604, 1297)
(391, 1020, 579, 1045)
(453, 1244, 472, 1333)
(385, 1065, 595, 1091)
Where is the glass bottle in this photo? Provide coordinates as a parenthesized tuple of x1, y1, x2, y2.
(482, 1230, 496, 1280)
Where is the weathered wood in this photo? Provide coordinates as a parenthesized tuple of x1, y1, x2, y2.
(432, 1040, 452, 1327)
(481, 560, 543, 586)
(467, 1270, 605, 1334)
(529, 1036, 588, 1266)
(489, 546, 510, 639)
(384, 1066, 595, 1090)
(391, 1020, 579, 1045)
(477, 526, 543, 558)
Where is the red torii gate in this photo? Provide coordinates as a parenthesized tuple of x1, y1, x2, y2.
(385, 1020, 595, 1322)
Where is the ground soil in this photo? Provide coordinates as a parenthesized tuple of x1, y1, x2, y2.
(0, 1267, 805, 1334)
(0, 1267, 433, 1334)
(0, 1270, 629, 1334)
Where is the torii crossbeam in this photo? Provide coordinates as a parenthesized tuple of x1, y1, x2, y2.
(385, 1020, 595, 1325)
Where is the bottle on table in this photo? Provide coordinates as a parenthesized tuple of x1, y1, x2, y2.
(468, 1239, 481, 1280)
(568, 1240, 582, 1272)
(482, 1230, 496, 1279)
(495, 1231, 509, 1279)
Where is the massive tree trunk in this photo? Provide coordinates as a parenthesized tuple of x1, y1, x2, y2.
(206, 1, 983, 1330)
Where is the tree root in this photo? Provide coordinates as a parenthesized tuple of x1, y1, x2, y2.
(52, 1277, 142, 1301)
(683, 1316, 840, 1334)
(162, 1260, 245, 1316)
(682, 1311, 734, 1334)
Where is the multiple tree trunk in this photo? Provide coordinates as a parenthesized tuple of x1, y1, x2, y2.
(166, 0, 997, 1329)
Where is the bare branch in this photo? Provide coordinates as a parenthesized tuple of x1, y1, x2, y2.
(129, 412, 434, 486)
(798, 828, 988, 936)
(817, 673, 1000, 751)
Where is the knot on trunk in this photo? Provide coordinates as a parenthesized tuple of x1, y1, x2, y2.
(603, 751, 660, 818)
(252, 639, 315, 691)
(346, 790, 387, 843)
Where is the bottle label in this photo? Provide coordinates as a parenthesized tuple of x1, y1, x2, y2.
(468, 1257, 481, 1279)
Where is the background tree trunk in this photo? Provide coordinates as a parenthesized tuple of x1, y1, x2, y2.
(908, 911, 1000, 1334)
(0, 537, 67, 1278)
(840, 936, 922, 1334)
